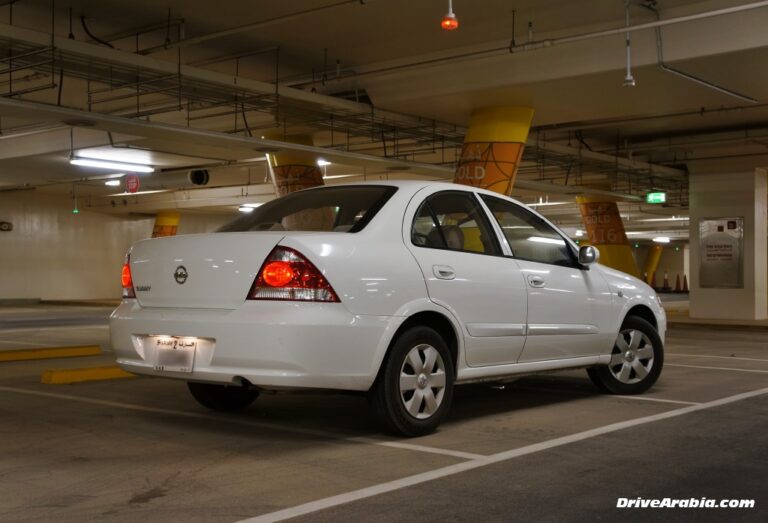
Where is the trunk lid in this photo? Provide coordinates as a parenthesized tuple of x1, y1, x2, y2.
(129, 232, 282, 309)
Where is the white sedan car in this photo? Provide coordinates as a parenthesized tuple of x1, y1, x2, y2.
(111, 181, 666, 436)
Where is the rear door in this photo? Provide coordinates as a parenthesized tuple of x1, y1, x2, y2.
(479, 195, 614, 362)
(405, 189, 528, 367)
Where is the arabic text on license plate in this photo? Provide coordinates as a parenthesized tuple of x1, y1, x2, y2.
(154, 337, 196, 373)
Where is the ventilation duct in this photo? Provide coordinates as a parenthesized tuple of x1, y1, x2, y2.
(134, 169, 210, 191)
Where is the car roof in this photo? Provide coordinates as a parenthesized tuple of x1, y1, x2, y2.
(323, 179, 526, 205)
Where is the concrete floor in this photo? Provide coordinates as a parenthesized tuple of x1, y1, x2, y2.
(0, 307, 766, 522)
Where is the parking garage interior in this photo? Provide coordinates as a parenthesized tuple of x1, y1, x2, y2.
(0, 0, 766, 521)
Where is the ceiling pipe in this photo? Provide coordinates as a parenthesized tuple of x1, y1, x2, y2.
(534, 102, 768, 134)
(188, 46, 279, 68)
(641, 2, 757, 104)
(622, 0, 636, 87)
(332, 1, 768, 81)
(138, 0, 372, 55)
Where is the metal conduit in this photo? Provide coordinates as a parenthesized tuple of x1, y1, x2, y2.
(329, 1, 768, 80)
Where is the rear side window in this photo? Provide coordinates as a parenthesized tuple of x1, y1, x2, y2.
(481, 194, 576, 267)
(411, 191, 500, 255)
(218, 186, 397, 233)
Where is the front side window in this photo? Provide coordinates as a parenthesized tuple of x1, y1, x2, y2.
(481, 195, 576, 267)
(411, 191, 500, 255)
(218, 186, 397, 233)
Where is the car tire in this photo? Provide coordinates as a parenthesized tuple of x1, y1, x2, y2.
(587, 315, 664, 395)
(187, 382, 260, 412)
(369, 326, 455, 437)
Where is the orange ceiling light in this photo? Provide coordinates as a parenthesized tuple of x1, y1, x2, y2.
(441, 0, 459, 30)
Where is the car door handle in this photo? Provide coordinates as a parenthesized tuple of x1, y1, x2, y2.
(433, 265, 456, 280)
(527, 275, 546, 288)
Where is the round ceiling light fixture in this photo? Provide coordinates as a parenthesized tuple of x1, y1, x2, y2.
(441, 0, 459, 30)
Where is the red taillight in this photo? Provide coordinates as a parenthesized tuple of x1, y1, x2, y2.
(122, 257, 136, 299)
(248, 247, 339, 302)
(262, 261, 296, 287)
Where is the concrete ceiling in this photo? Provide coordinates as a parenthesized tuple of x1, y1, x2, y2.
(2, 0, 767, 243)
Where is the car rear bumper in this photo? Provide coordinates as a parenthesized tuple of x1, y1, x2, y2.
(109, 300, 396, 391)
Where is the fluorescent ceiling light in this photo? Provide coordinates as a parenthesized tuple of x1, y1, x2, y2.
(238, 206, 255, 213)
(75, 147, 153, 164)
(107, 189, 168, 196)
(71, 157, 155, 173)
(641, 216, 688, 222)
(575, 229, 584, 237)
(240, 203, 263, 208)
(528, 201, 568, 207)
(653, 236, 671, 243)
(528, 236, 566, 245)
(322, 174, 359, 180)
(317, 159, 331, 167)
(104, 180, 121, 187)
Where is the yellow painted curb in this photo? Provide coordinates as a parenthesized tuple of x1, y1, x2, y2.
(41, 365, 135, 384)
(0, 345, 101, 362)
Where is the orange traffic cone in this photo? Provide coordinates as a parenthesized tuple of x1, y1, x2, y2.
(661, 272, 672, 292)
(682, 274, 689, 293)
(673, 274, 682, 293)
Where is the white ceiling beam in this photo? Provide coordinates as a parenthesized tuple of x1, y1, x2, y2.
(89, 183, 275, 214)
(0, 98, 642, 201)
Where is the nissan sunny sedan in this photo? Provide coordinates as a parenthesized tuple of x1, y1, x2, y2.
(110, 181, 666, 436)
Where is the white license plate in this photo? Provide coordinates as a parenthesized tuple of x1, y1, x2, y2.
(152, 336, 196, 373)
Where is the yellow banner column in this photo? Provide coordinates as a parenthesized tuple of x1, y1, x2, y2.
(267, 134, 332, 230)
(267, 134, 324, 197)
(152, 211, 180, 238)
(576, 196, 641, 277)
(454, 106, 534, 195)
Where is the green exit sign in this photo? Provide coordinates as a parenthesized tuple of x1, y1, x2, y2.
(646, 192, 666, 204)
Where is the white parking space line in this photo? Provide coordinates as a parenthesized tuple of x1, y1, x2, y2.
(613, 395, 701, 406)
(0, 386, 478, 461)
(237, 387, 768, 523)
(666, 363, 768, 374)
(348, 437, 483, 460)
(668, 353, 768, 363)
(516, 386, 699, 406)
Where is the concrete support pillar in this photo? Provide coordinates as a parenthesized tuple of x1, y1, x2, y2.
(643, 245, 663, 285)
(576, 196, 640, 278)
(689, 169, 767, 320)
(152, 211, 180, 238)
(454, 106, 534, 195)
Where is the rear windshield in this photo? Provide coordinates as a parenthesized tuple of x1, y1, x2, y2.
(217, 185, 397, 233)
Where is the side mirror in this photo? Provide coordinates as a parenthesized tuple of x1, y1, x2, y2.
(578, 245, 600, 266)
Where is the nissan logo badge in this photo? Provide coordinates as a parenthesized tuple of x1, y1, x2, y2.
(174, 265, 188, 285)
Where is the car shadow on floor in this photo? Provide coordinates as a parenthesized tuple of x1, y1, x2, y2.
(132, 373, 607, 441)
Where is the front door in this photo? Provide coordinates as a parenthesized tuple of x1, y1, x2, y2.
(405, 189, 529, 367)
(479, 194, 614, 362)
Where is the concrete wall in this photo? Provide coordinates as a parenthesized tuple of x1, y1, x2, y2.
(0, 191, 232, 300)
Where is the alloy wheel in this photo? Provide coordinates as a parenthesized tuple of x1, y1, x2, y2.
(608, 328, 655, 385)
